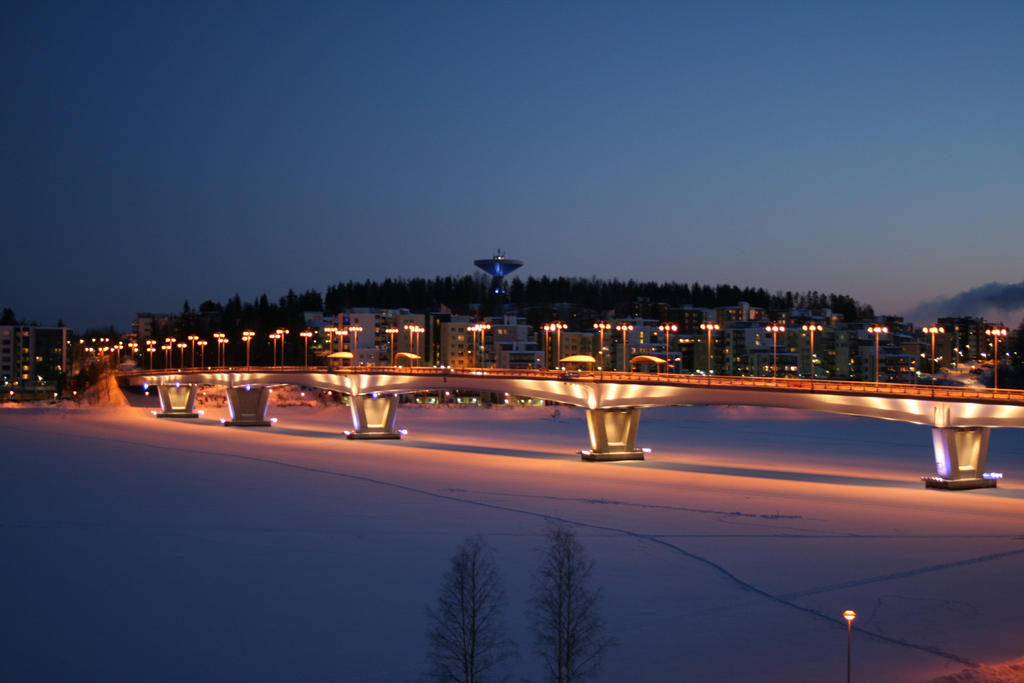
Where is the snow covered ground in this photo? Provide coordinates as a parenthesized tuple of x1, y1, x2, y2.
(3, 394, 1024, 681)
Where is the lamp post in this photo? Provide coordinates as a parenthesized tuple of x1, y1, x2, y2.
(164, 338, 176, 368)
(843, 610, 856, 683)
(404, 324, 424, 364)
(801, 323, 823, 379)
(593, 322, 611, 369)
(146, 340, 156, 369)
(324, 326, 338, 355)
(275, 329, 290, 366)
(213, 332, 226, 366)
(659, 324, 677, 371)
(346, 325, 363, 367)
(242, 330, 254, 366)
(922, 325, 944, 378)
(700, 322, 720, 377)
(187, 334, 199, 367)
(552, 322, 567, 368)
(385, 327, 399, 365)
(986, 326, 1008, 389)
(299, 330, 313, 367)
(867, 325, 888, 385)
(478, 322, 492, 367)
(765, 324, 786, 378)
(616, 324, 634, 371)
(541, 324, 553, 369)
(197, 339, 208, 367)
(467, 324, 479, 367)
(176, 342, 187, 368)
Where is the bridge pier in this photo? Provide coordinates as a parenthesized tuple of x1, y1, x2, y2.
(155, 383, 199, 418)
(223, 385, 272, 426)
(346, 394, 402, 439)
(923, 427, 998, 490)
(580, 408, 646, 461)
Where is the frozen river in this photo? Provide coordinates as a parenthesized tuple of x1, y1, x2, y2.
(3, 399, 1024, 681)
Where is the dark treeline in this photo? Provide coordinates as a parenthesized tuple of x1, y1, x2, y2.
(138, 276, 874, 366)
(323, 275, 875, 321)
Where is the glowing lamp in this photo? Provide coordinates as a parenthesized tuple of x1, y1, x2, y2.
(843, 610, 856, 622)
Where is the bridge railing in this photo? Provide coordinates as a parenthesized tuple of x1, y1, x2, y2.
(121, 364, 1024, 405)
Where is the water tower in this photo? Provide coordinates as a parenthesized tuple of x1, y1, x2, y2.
(474, 250, 523, 313)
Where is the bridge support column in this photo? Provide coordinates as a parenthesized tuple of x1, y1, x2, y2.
(923, 427, 998, 490)
(580, 408, 645, 461)
(223, 385, 272, 426)
(346, 394, 402, 439)
(155, 383, 199, 418)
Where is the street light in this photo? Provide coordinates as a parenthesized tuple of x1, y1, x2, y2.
(324, 326, 338, 354)
(922, 325, 945, 378)
(213, 332, 227, 366)
(615, 324, 634, 371)
(242, 330, 255, 366)
(404, 324, 424, 363)
(164, 337, 176, 368)
(299, 330, 313, 367)
(867, 325, 888, 385)
(549, 322, 567, 368)
(276, 329, 290, 366)
(346, 326, 363, 366)
(843, 609, 856, 683)
(659, 324, 678, 371)
(986, 326, 1008, 389)
(176, 342, 187, 368)
(385, 327, 399, 365)
(541, 324, 554, 369)
(269, 333, 280, 366)
(765, 324, 786, 378)
(197, 339, 208, 367)
(593, 322, 611, 369)
(700, 322, 720, 377)
(187, 334, 199, 367)
(468, 323, 491, 367)
(146, 339, 156, 369)
(801, 323, 823, 379)
(478, 323, 492, 367)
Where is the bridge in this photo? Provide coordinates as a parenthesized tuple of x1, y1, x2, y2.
(122, 366, 1024, 490)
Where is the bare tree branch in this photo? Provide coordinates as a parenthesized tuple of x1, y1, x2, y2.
(531, 523, 616, 683)
(426, 535, 517, 682)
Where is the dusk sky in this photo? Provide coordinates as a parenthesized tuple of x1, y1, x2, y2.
(3, 1, 1022, 330)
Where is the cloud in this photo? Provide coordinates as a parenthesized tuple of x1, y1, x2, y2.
(905, 281, 1024, 328)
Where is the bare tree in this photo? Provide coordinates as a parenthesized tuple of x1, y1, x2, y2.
(426, 535, 516, 682)
(531, 523, 616, 683)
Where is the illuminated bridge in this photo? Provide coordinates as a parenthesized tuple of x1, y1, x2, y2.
(122, 366, 1024, 490)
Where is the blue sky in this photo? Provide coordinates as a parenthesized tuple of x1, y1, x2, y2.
(3, 1, 1022, 329)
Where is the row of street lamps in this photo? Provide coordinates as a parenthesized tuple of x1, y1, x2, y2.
(131, 321, 1013, 386)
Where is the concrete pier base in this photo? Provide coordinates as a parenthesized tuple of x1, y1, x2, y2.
(223, 385, 272, 426)
(155, 384, 199, 418)
(580, 407, 645, 461)
(347, 394, 401, 439)
(923, 426, 998, 490)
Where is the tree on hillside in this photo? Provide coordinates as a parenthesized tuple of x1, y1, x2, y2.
(530, 523, 616, 683)
(426, 535, 517, 682)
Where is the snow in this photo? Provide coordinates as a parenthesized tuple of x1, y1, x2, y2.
(3, 396, 1024, 681)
